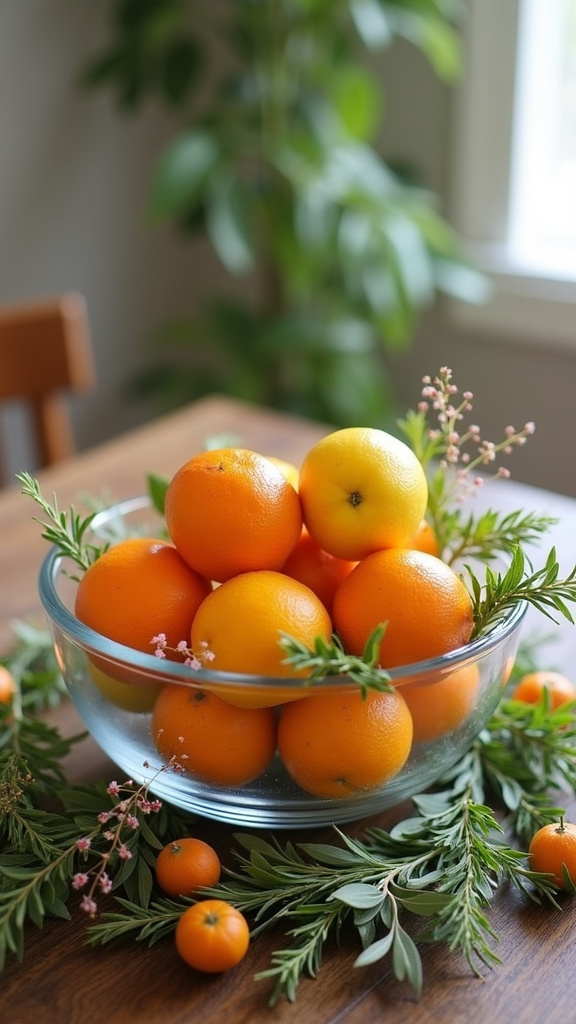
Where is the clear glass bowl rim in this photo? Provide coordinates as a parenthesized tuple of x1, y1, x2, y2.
(38, 494, 528, 692)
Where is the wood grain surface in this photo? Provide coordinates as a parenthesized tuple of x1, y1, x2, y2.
(1, 395, 576, 1024)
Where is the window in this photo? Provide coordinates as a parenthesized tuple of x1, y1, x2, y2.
(451, 0, 576, 345)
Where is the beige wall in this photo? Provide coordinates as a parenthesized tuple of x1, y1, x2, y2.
(1, 4, 574, 497)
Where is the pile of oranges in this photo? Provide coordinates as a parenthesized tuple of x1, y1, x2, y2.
(75, 426, 478, 800)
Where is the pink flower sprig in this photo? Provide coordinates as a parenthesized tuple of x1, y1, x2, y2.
(151, 634, 215, 670)
(410, 366, 535, 503)
(72, 773, 163, 917)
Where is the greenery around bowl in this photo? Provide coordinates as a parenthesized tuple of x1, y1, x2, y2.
(81, 0, 488, 427)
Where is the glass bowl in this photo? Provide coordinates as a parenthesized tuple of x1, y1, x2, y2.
(38, 496, 526, 829)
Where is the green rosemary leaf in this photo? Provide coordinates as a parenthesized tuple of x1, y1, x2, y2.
(85, 896, 183, 947)
(17, 472, 105, 572)
(468, 546, 576, 639)
(278, 627, 393, 696)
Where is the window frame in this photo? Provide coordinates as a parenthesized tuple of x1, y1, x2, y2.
(449, 0, 576, 348)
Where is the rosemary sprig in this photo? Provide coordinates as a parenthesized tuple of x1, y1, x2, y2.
(477, 696, 576, 845)
(278, 624, 393, 695)
(467, 545, 576, 639)
(440, 507, 557, 568)
(16, 471, 105, 574)
(84, 778, 559, 1006)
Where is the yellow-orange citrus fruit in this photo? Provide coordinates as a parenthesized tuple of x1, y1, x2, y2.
(277, 687, 413, 799)
(0, 665, 16, 704)
(280, 527, 357, 616)
(151, 684, 277, 786)
(189, 570, 332, 708)
(401, 664, 480, 742)
(155, 837, 221, 897)
(264, 455, 300, 490)
(175, 900, 250, 973)
(528, 818, 576, 889)
(407, 519, 440, 557)
(74, 537, 212, 656)
(88, 661, 161, 713)
(298, 427, 428, 560)
(332, 548, 474, 669)
(511, 670, 576, 709)
(164, 448, 302, 583)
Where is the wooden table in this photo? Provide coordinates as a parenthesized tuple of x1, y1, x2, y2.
(2, 395, 576, 1024)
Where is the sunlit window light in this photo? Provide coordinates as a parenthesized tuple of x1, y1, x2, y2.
(508, 0, 576, 278)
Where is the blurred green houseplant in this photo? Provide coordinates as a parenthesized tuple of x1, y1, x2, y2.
(84, 0, 484, 427)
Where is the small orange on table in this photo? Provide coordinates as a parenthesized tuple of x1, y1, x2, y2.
(528, 816, 576, 889)
(511, 670, 576, 709)
(0, 665, 16, 704)
(155, 837, 221, 897)
(175, 899, 250, 973)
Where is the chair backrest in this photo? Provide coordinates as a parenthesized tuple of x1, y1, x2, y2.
(0, 292, 96, 485)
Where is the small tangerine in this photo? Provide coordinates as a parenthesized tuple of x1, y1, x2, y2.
(155, 837, 221, 897)
(528, 816, 576, 889)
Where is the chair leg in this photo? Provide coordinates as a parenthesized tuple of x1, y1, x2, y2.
(31, 394, 76, 466)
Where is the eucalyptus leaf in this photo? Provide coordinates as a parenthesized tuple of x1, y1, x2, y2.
(354, 928, 394, 966)
(392, 926, 423, 996)
(330, 883, 385, 909)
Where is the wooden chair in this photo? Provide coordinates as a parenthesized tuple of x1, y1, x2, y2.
(0, 292, 96, 486)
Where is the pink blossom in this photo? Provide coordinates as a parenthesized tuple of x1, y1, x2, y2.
(76, 836, 91, 852)
(107, 781, 121, 796)
(99, 873, 113, 894)
(80, 895, 98, 915)
(118, 844, 132, 861)
(72, 872, 89, 890)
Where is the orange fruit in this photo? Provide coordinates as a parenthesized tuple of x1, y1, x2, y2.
(279, 527, 357, 616)
(528, 817, 576, 889)
(264, 455, 300, 490)
(189, 570, 333, 708)
(0, 665, 16, 704)
(332, 548, 474, 669)
(164, 448, 303, 583)
(175, 899, 250, 973)
(401, 664, 480, 742)
(511, 670, 576, 709)
(407, 519, 440, 557)
(155, 837, 221, 897)
(74, 537, 212, 656)
(151, 684, 277, 786)
(277, 687, 413, 799)
(88, 662, 161, 713)
(298, 426, 428, 560)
